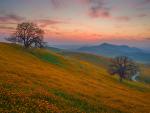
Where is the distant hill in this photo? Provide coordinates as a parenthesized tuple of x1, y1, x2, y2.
(46, 46, 64, 53)
(78, 43, 150, 63)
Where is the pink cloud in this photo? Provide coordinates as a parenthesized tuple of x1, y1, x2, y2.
(50, 0, 62, 8)
(0, 14, 25, 23)
(0, 26, 14, 30)
(142, 0, 150, 4)
(137, 14, 147, 18)
(37, 19, 65, 28)
(0, 14, 25, 34)
(116, 16, 131, 21)
(0, 25, 15, 34)
(134, 0, 150, 8)
(71, 1, 112, 19)
(79, 0, 111, 18)
(88, 9, 110, 18)
(145, 37, 150, 40)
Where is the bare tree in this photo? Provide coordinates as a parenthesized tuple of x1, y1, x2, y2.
(108, 56, 138, 82)
(6, 22, 45, 48)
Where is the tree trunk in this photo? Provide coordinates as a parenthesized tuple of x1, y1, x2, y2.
(119, 77, 123, 82)
(24, 41, 30, 48)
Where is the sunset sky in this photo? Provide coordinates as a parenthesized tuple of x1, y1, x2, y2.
(0, 0, 150, 48)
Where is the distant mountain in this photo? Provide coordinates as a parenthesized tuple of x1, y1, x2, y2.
(46, 46, 64, 53)
(78, 43, 150, 63)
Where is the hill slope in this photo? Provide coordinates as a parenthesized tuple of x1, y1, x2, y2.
(0, 43, 150, 113)
(60, 51, 150, 84)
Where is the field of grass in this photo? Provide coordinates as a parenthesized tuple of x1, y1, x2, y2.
(60, 51, 150, 84)
(60, 51, 110, 68)
(0, 42, 150, 113)
(138, 64, 150, 84)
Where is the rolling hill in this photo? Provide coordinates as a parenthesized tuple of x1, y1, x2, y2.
(78, 43, 150, 63)
(0, 42, 150, 113)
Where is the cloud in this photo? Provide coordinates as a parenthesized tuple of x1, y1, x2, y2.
(134, 0, 150, 8)
(0, 25, 15, 34)
(137, 14, 147, 18)
(49, 0, 111, 18)
(145, 37, 150, 40)
(0, 26, 14, 30)
(50, 0, 61, 8)
(39, 19, 64, 25)
(37, 19, 66, 28)
(85, 0, 111, 18)
(0, 14, 25, 34)
(88, 9, 110, 18)
(0, 14, 25, 24)
(116, 16, 131, 21)
(142, 0, 150, 4)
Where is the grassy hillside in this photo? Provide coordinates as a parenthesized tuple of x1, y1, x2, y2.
(139, 64, 150, 84)
(60, 51, 150, 84)
(0, 42, 150, 113)
(60, 51, 110, 68)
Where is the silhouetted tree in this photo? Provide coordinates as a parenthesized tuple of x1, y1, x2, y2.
(6, 22, 45, 48)
(108, 56, 138, 82)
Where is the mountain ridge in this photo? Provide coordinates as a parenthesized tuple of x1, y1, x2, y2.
(77, 43, 150, 63)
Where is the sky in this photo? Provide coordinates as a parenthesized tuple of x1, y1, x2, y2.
(0, 0, 150, 48)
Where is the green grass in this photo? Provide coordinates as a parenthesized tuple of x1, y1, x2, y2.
(49, 88, 122, 113)
(28, 48, 65, 66)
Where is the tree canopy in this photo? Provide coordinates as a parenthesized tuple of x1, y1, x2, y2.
(6, 22, 46, 48)
(108, 56, 138, 82)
